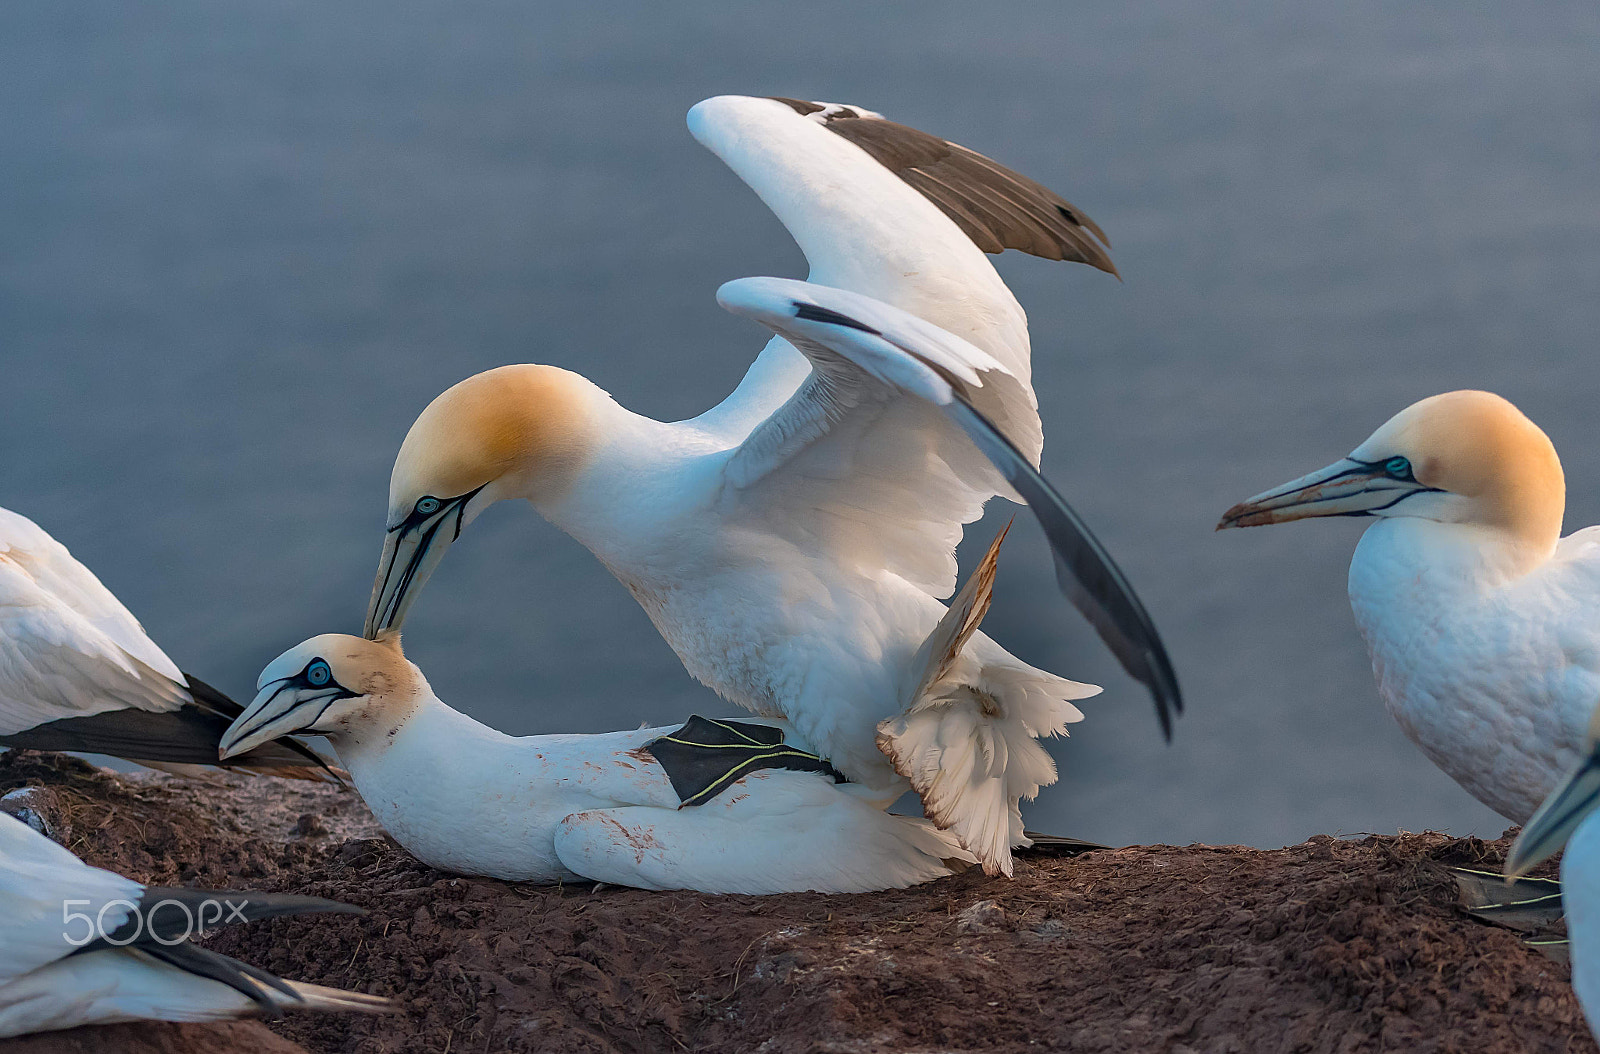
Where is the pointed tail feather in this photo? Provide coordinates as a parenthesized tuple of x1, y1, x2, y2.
(272, 979, 393, 1014)
(139, 944, 392, 1017)
(877, 524, 1097, 877)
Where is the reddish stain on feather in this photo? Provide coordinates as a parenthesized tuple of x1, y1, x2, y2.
(596, 814, 660, 864)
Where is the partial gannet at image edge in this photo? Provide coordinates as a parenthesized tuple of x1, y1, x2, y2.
(1218, 390, 1600, 823)
(359, 95, 1182, 877)
(1506, 700, 1600, 1043)
(0, 506, 337, 780)
(0, 812, 388, 1038)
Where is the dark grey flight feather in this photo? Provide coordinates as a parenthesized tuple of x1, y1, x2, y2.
(81, 888, 364, 953)
(138, 942, 301, 1014)
(770, 97, 1118, 276)
(0, 674, 340, 781)
(73, 888, 365, 1013)
(943, 396, 1182, 739)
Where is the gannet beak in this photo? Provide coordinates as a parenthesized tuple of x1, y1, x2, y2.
(1216, 458, 1433, 529)
(219, 680, 348, 760)
(1506, 748, 1600, 879)
(364, 493, 477, 639)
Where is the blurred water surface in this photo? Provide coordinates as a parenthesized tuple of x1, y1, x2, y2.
(3, 1, 1597, 847)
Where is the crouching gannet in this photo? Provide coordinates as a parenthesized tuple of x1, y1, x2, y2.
(1218, 390, 1598, 823)
(0, 812, 388, 1037)
(219, 631, 978, 894)
(1506, 700, 1600, 1041)
(0, 506, 336, 780)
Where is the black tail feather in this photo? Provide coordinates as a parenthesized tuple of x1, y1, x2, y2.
(0, 679, 340, 781)
(83, 888, 365, 951)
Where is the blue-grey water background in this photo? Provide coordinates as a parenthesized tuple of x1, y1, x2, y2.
(3, 1, 1597, 848)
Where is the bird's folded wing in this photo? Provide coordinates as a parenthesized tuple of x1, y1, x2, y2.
(0, 558, 188, 736)
(0, 509, 185, 684)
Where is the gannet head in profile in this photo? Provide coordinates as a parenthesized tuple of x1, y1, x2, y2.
(1506, 699, 1600, 879)
(219, 633, 424, 758)
(364, 365, 599, 637)
(1217, 390, 1564, 558)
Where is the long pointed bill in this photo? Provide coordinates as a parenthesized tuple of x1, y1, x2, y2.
(1506, 748, 1600, 879)
(218, 681, 347, 760)
(363, 496, 475, 638)
(1216, 458, 1433, 529)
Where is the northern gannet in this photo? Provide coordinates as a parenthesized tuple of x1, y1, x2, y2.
(360, 96, 1181, 875)
(0, 812, 388, 1037)
(218, 631, 977, 893)
(0, 505, 335, 779)
(1218, 390, 1597, 823)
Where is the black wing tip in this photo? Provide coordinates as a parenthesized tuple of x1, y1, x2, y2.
(769, 96, 1121, 274)
(949, 397, 1182, 744)
(142, 888, 368, 920)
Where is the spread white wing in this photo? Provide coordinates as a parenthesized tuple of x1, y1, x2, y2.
(0, 507, 188, 736)
(716, 278, 1181, 735)
(684, 98, 1114, 568)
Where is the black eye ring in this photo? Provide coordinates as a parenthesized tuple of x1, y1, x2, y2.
(1384, 456, 1412, 479)
(306, 659, 333, 688)
(415, 496, 442, 516)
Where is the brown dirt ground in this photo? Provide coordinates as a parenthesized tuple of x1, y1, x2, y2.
(1, 749, 1594, 1054)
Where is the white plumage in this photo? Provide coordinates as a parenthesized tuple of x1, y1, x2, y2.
(0, 506, 188, 735)
(363, 96, 1178, 876)
(219, 632, 975, 894)
(0, 812, 387, 1038)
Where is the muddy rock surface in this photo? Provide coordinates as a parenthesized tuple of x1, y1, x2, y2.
(0, 750, 1592, 1054)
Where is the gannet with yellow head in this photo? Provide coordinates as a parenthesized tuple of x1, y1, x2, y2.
(1219, 390, 1598, 821)
(358, 95, 1183, 877)
(219, 631, 975, 894)
(0, 811, 387, 1037)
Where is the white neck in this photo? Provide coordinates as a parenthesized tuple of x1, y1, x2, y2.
(526, 392, 732, 572)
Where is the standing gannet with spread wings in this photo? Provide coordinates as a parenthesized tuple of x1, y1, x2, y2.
(0, 506, 334, 779)
(1219, 390, 1600, 823)
(0, 812, 388, 1037)
(361, 96, 1181, 875)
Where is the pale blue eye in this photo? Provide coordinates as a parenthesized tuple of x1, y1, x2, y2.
(1385, 456, 1412, 479)
(306, 660, 332, 687)
(415, 496, 442, 515)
